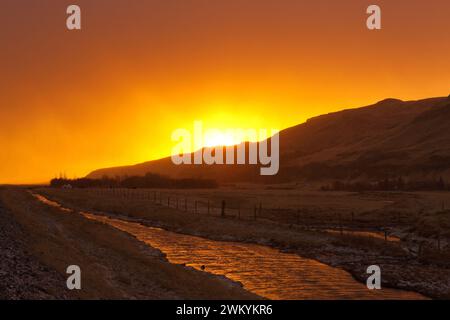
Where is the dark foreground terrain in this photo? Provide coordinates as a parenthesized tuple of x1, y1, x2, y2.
(0, 200, 70, 299)
(34, 187, 450, 299)
(2, 185, 450, 300)
(0, 187, 258, 300)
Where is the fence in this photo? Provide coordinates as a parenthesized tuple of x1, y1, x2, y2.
(56, 187, 447, 252)
(85, 187, 267, 222)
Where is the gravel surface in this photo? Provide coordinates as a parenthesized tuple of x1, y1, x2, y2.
(0, 202, 72, 299)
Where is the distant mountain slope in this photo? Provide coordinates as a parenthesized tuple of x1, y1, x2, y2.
(87, 95, 450, 183)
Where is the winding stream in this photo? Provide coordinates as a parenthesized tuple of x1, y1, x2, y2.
(34, 193, 425, 300)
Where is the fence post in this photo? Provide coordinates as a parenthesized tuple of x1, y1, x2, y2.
(438, 232, 441, 251)
(176, 198, 179, 209)
(221, 200, 226, 218)
(296, 210, 300, 225)
(168, 196, 170, 207)
(304, 209, 308, 229)
(258, 202, 262, 218)
(207, 200, 210, 215)
(338, 213, 343, 236)
(254, 205, 257, 220)
(185, 199, 187, 212)
(195, 201, 198, 214)
(238, 203, 241, 220)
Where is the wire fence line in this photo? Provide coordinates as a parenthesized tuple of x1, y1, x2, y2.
(58, 187, 394, 229)
(82, 187, 265, 222)
(55, 187, 447, 252)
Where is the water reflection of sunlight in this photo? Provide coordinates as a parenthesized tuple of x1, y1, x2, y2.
(33, 193, 426, 300)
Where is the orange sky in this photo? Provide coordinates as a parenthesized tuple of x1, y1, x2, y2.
(1, 0, 449, 184)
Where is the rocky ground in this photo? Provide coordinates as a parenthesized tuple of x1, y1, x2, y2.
(0, 202, 71, 299)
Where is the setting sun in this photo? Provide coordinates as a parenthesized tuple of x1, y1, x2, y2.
(204, 132, 237, 147)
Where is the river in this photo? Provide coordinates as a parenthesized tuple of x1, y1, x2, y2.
(33, 193, 426, 300)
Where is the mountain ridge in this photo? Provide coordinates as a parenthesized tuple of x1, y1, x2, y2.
(87, 95, 450, 183)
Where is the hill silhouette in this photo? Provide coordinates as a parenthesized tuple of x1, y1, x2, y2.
(87, 95, 450, 184)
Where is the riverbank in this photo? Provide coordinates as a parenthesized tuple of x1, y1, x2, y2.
(35, 187, 450, 299)
(0, 187, 260, 300)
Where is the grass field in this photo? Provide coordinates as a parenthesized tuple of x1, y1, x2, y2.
(37, 186, 450, 238)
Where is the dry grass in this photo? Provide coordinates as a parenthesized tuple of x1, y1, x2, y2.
(36, 187, 450, 240)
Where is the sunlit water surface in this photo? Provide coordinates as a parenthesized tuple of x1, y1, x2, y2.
(322, 229, 400, 242)
(34, 193, 425, 300)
